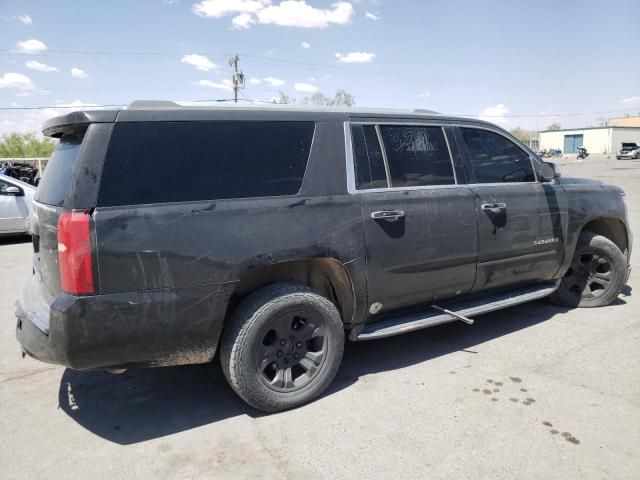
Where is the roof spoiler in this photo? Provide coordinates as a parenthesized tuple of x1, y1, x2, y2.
(42, 110, 119, 138)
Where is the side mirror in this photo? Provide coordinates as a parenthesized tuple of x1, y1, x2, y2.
(4, 186, 24, 196)
(540, 162, 560, 182)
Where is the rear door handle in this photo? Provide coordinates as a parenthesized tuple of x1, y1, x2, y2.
(371, 210, 405, 222)
(481, 203, 507, 213)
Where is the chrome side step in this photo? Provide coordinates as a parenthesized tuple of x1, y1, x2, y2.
(356, 283, 558, 341)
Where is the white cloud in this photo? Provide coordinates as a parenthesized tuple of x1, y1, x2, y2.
(621, 96, 640, 105)
(70, 67, 89, 79)
(193, 0, 269, 18)
(181, 54, 218, 71)
(248, 77, 262, 84)
(197, 79, 233, 90)
(232, 13, 255, 28)
(301, 41, 311, 48)
(25, 60, 58, 72)
(365, 11, 379, 20)
(417, 91, 430, 98)
(335, 51, 375, 63)
(193, 0, 354, 29)
(16, 38, 47, 53)
(0, 72, 34, 89)
(18, 15, 33, 25)
(294, 82, 317, 93)
(258, 1, 354, 28)
(162, 0, 180, 4)
(479, 104, 509, 125)
(264, 76, 285, 87)
(57, 100, 100, 108)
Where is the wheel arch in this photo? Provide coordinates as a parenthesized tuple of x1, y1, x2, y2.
(225, 258, 356, 328)
(580, 217, 629, 258)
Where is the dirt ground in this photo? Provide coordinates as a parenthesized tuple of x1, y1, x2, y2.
(1, 154, 638, 479)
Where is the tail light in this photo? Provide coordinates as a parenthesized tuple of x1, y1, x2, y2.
(58, 211, 95, 295)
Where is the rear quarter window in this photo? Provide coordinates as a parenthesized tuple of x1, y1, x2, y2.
(35, 131, 84, 207)
(97, 121, 315, 206)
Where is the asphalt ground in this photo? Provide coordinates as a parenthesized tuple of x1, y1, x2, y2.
(1, 153, 638, 479)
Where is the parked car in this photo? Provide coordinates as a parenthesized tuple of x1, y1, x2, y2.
(0, 174, 36, 237)
(616, 142, 640, 160)
(0, 161, 40, 186)
(16, 102, 632, 412)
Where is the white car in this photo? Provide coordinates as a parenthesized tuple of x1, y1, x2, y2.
(0, 174, 36, 237)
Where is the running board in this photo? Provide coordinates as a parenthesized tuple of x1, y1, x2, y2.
(356, 283, 558, 341)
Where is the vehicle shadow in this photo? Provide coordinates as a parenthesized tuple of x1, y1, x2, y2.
(58, 298, 627, 445)
(0, 234, 31, 246)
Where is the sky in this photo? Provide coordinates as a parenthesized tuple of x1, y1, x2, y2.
(1, 0, 639, 135)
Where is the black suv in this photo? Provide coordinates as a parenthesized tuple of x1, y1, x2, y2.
(16, 102, 632, 412)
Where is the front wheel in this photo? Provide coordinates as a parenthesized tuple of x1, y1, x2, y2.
(220, 283, 345, 412)
(550, 232, 627, 307)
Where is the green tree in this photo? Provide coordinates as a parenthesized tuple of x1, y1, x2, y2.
(0, 132, 56, 158)
(546, 122, 561, 131)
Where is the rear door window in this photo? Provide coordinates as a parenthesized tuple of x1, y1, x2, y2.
(351, 125, 388, 189)
(379, 125, 455, 187)
(459, 128, 535, 183)
(97, 121, 315, 206)
(35, 131, 84, 207)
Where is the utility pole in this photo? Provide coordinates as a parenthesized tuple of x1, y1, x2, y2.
(229, 54, 245, 103)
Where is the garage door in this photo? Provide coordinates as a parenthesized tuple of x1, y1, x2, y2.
(563, 134, 583, 154)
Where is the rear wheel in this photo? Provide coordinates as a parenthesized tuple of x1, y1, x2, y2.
(550, 232, 627, 307)
(220, 283, 344, 412)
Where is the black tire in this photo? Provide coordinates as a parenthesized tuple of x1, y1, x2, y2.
(220, 283, 345, 412)
(550, 232, 627, 308)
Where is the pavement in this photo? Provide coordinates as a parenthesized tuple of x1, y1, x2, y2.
(1, 154, 638, 480)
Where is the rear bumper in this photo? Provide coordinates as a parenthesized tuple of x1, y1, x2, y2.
(16, 276, 233, 370)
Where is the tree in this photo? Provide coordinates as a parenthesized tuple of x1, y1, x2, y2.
(332, 89, 355, 107)
(273, 89, 356, 107)
(272, 91, 293, 104)
(303, 89, 356, 107)
(546, 122, 561, 131)
(509, 127, 533, 142)
(0, 132, 56, 158)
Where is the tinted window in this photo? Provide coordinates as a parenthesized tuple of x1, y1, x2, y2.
(0, 179, 10, 193)
(351, 125, 387, 189)
(460, 128, 535, 183)
(35, 131, 84, 207)
(98, 121, 315, 206)
(379, 126, 455, 187)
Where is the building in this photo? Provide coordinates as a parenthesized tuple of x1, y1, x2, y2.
(608, 115, 640, 127)
(539, 126, 640, 154)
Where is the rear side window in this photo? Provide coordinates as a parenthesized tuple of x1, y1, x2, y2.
(379, 126, 455, 187)
(351, 125, 387, 189)
(36, 131, 85, 207)
(97, 121, 315, 206)
(459, 128, 535, 183)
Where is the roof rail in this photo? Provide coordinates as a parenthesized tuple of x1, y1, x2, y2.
(413, 108, 441, 115)
(127, 100, 182, 109)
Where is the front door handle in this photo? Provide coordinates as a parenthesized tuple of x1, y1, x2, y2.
(371, 210, 405, 222)
(481, 203, 507, 213)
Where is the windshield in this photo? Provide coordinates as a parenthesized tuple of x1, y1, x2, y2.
(35, 130, 85, 206)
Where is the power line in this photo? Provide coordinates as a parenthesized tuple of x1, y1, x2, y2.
(0, 48, 615, 88)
